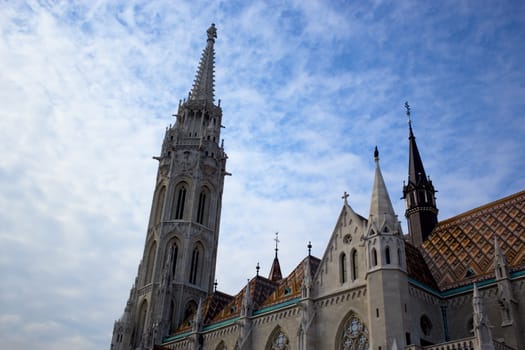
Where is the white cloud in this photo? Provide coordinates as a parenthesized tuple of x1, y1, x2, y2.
(1, 1, 524, 349)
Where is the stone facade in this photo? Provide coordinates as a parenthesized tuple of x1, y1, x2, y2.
(111, 25, 525, 350)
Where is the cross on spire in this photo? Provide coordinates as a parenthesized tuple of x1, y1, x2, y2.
(342, 191, 349, 204)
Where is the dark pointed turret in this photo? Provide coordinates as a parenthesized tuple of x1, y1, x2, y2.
(269, 232, 283, 281)
(402, 103, 438, 246)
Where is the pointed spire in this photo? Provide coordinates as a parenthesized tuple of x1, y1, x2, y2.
(369, 147, 398, 232)
(404, 102, 428, 186)
(189, 23, 217, 103)
(269, 233, 283, 281)
(472, 284, 495, 350)
(402, 102, 438, 245)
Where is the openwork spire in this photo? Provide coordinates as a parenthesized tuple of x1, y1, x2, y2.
(189, 23, 217, 103)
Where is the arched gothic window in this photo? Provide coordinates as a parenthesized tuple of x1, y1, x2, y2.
(189, 244, 203, 285)
(184, 300, 197, 322)
(136, 300, 148, 346)
(385, 246, 391, 264)
(153, 186, 166, 225)
(371, 248, 378, 267)
(339, 314, 369, 350)
(267, 329, 289, 350)
(144, 241, 157, 285)
(166, 241, 178, 280)
(172, 182, 188, 220)
(196, 187, 210, 225)
(351, 249, 358, 280)
(340, 253, 347, 284)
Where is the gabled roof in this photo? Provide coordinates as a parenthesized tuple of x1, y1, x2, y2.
(420, 190, 525, 290)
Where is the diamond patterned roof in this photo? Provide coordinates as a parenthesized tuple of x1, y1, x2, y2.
(420, 190, 525, 290)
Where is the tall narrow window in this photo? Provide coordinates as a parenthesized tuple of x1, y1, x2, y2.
(137, 300, 148, 346)
(397, 248, 402, 266)
(189, 246, 201, 284)
(351, 249, 358, 280)
(172, 183, 188, 220)
(385, 246, 391, 264)
(144, 241, 157, 285)
(340, 253, 347, 284)
(196, 191, 207, 224)
(170, 243, 179, 279)
(175, 187, 186, 219)
(371, 248, 378, 267)
(153, 186, 166, 225)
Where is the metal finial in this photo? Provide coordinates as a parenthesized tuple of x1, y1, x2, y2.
(307, 241, 312, 256)
(256, 262, 260, 276)
(214, 279, 218, 292)
(274, 232, 280, 257)
(405, 101, 413, 130)
(374, 146, 379, 161)
(207, 23, 217, 41)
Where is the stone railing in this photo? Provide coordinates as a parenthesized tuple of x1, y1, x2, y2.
(405, 337, 475, 350)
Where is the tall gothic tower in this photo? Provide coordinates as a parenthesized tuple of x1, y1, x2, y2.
(111, 24, 228, 350)
(401, 104, 438, 246)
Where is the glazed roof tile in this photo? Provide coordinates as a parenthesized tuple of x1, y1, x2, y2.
(420, 190, 525, 291)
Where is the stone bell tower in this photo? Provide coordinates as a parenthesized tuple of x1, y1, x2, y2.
(111, 24, 228, 350)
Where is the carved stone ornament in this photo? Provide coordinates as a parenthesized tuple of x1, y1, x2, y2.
(175, 150, 197, 172)
(200, 156, 218, 175)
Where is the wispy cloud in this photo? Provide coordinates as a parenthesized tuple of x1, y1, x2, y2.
(1, 1, 524, 349)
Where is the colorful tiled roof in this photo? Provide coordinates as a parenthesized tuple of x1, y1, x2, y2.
(420, 190, 525, 291)
(259, 255, 320, 310)
(168, 255, 320, 338)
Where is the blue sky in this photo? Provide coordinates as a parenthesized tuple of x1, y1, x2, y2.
(1, 1, 524, 349)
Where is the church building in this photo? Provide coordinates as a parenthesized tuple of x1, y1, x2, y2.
(111, 25, 525, 350)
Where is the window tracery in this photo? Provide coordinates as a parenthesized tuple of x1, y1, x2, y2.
(270, 330, 289, 350)
(340, 314, 369, 350)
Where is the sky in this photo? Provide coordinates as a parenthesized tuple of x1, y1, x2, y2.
(1, 1, 524, 349)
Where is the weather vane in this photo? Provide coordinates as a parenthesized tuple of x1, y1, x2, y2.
(405, 101, 412, 126)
